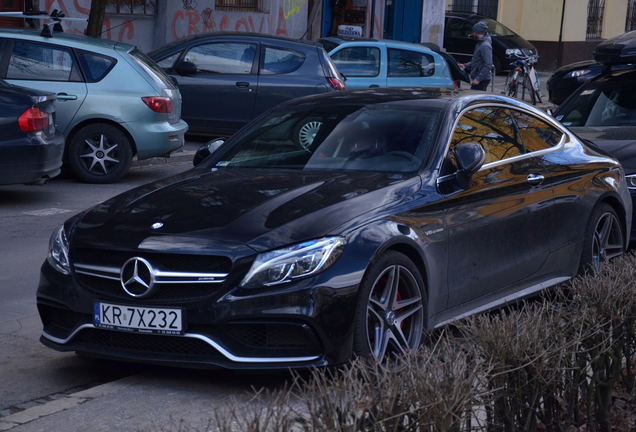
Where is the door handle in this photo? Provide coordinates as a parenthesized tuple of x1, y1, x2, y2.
(369, 84, 380, 88)
(57, 93, 78, 101)
(527, 173, 545, 186)
(236, 82, 250, 88)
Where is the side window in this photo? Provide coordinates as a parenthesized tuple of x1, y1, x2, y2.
(388, 49, 435, 77)
(510, 110, 563, 152)
(329, 46, 380, 77)
(77, 51, 116, 83)
(451, 107, 523, 165)
(260, 46, 305, 74)
(184, 42, 256, 74)
(156, 52, 182, 70)
(7, 41, 75, 81)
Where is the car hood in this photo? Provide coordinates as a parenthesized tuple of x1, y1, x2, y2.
(71, 168, 422, 253)
(553, 60, 600, 75)
(573, 127, 636, 173)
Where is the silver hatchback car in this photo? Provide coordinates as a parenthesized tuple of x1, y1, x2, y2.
(0, 29, 189, 183)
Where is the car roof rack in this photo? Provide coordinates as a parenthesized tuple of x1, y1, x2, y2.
(0, 10, 87, 37)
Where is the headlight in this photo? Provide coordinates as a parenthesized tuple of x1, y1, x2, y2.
(626, 174, 636, 189)
(506, 48, 523, 57)
(564, 69, 591, 79)
(47, 225, 70, 274)
(240, 237, 346, 288)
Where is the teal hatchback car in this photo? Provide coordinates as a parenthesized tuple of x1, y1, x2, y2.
(325, 39, 459, 90)
(0, 29, 188, 183)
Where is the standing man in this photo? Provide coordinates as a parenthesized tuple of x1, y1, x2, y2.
(458, 21, 493, 91)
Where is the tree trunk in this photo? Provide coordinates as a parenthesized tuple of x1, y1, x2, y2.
(86, 0, 107, 37)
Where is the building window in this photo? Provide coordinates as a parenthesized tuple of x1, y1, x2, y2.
(586, 0, 604, 39)
(447, 0, 498, 20)
(627, 0, 636, 32)
(106, 0, 156, 15)
(215, 0, 259, 12)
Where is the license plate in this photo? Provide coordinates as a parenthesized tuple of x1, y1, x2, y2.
(94, 302, 184, 335)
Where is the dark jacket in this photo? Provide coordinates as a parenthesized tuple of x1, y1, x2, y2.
(465, 34, 493, 82)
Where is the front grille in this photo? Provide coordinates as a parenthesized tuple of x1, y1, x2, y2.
(72, 247, 232, 303)
(74, 328, 221, 356)
(74, 248, 232, 273)
(221, 323, 322, 350)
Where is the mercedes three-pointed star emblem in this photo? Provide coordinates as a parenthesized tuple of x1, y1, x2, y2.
(120, 257, 156, 298)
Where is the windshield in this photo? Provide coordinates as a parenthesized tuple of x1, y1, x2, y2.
(205, 103, 441, 173)
(483, 18, 517, 37)
(557, 78, 636, 127)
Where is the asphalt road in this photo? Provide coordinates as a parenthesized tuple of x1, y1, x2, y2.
(0, 157, 288, 431)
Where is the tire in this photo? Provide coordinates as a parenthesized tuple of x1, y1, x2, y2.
(578, 203, 624, 275)
(292, 119, 323, 151)
(352, 251, 426, 364)
(68, 123, 133, 184)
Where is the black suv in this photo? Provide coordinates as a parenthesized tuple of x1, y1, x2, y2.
(443, 11, 538, 74)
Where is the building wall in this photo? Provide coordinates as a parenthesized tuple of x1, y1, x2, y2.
(38, 0, 309, 52)
(421, 0, 445, 47)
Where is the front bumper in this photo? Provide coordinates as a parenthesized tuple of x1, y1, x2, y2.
(0, 131, 65, 185)
(36, 253, 368, 370)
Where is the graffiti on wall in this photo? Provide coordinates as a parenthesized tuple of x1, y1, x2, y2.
(171, 6, 295, 40)
(283, 0, 306, 19)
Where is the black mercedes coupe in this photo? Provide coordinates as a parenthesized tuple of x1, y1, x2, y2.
(38, 88, 631, 369)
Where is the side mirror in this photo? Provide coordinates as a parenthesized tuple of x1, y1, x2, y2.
(193, 138, 226, 167)
(175, 61, 197, 76)
(453, 142, 485, 189)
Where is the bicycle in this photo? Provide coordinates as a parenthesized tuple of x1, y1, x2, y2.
(503, 56, 542, 105)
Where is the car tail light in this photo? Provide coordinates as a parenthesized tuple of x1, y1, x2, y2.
(142, 96, 173, 113)
(327, 77, 346, 91)
(453, 80, 458, 89)
(18, 107, 49, 132)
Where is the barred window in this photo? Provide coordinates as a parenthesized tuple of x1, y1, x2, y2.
(586, 0, 604, 39)
(447, 0, 498, 20)
(106, 0, 156, 15)
(627, 0, 636, 32)
(215, 0, 259, 12)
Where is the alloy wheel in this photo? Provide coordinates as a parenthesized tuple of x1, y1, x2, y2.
(298, 121, 322, 150)
(79, 134, 121, 175)
(366, 264, 424, 364)
(592, 211, 624, 272)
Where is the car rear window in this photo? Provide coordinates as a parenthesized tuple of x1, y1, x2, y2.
(77, 50, 117, 83)
(260, 46, 305, 74)
(129, 48, 177, 90)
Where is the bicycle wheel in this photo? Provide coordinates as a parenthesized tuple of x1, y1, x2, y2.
(533, 70, 543, 103)
(505, 71, 519, 98)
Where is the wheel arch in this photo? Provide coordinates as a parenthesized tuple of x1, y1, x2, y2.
(64, 119, 137, 162)
(598, 192, 629, 245)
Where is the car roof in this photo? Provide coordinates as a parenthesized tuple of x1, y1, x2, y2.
(320, 36, 379, 43)
(445, 11, 488, 21)
(332, 38, 436, 52)
(277, 87, 538, 114)
(163, 31, 320, 47)
(0, 28, 135, 51)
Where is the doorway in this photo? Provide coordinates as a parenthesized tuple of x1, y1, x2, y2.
(383, 0, 422, 43)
